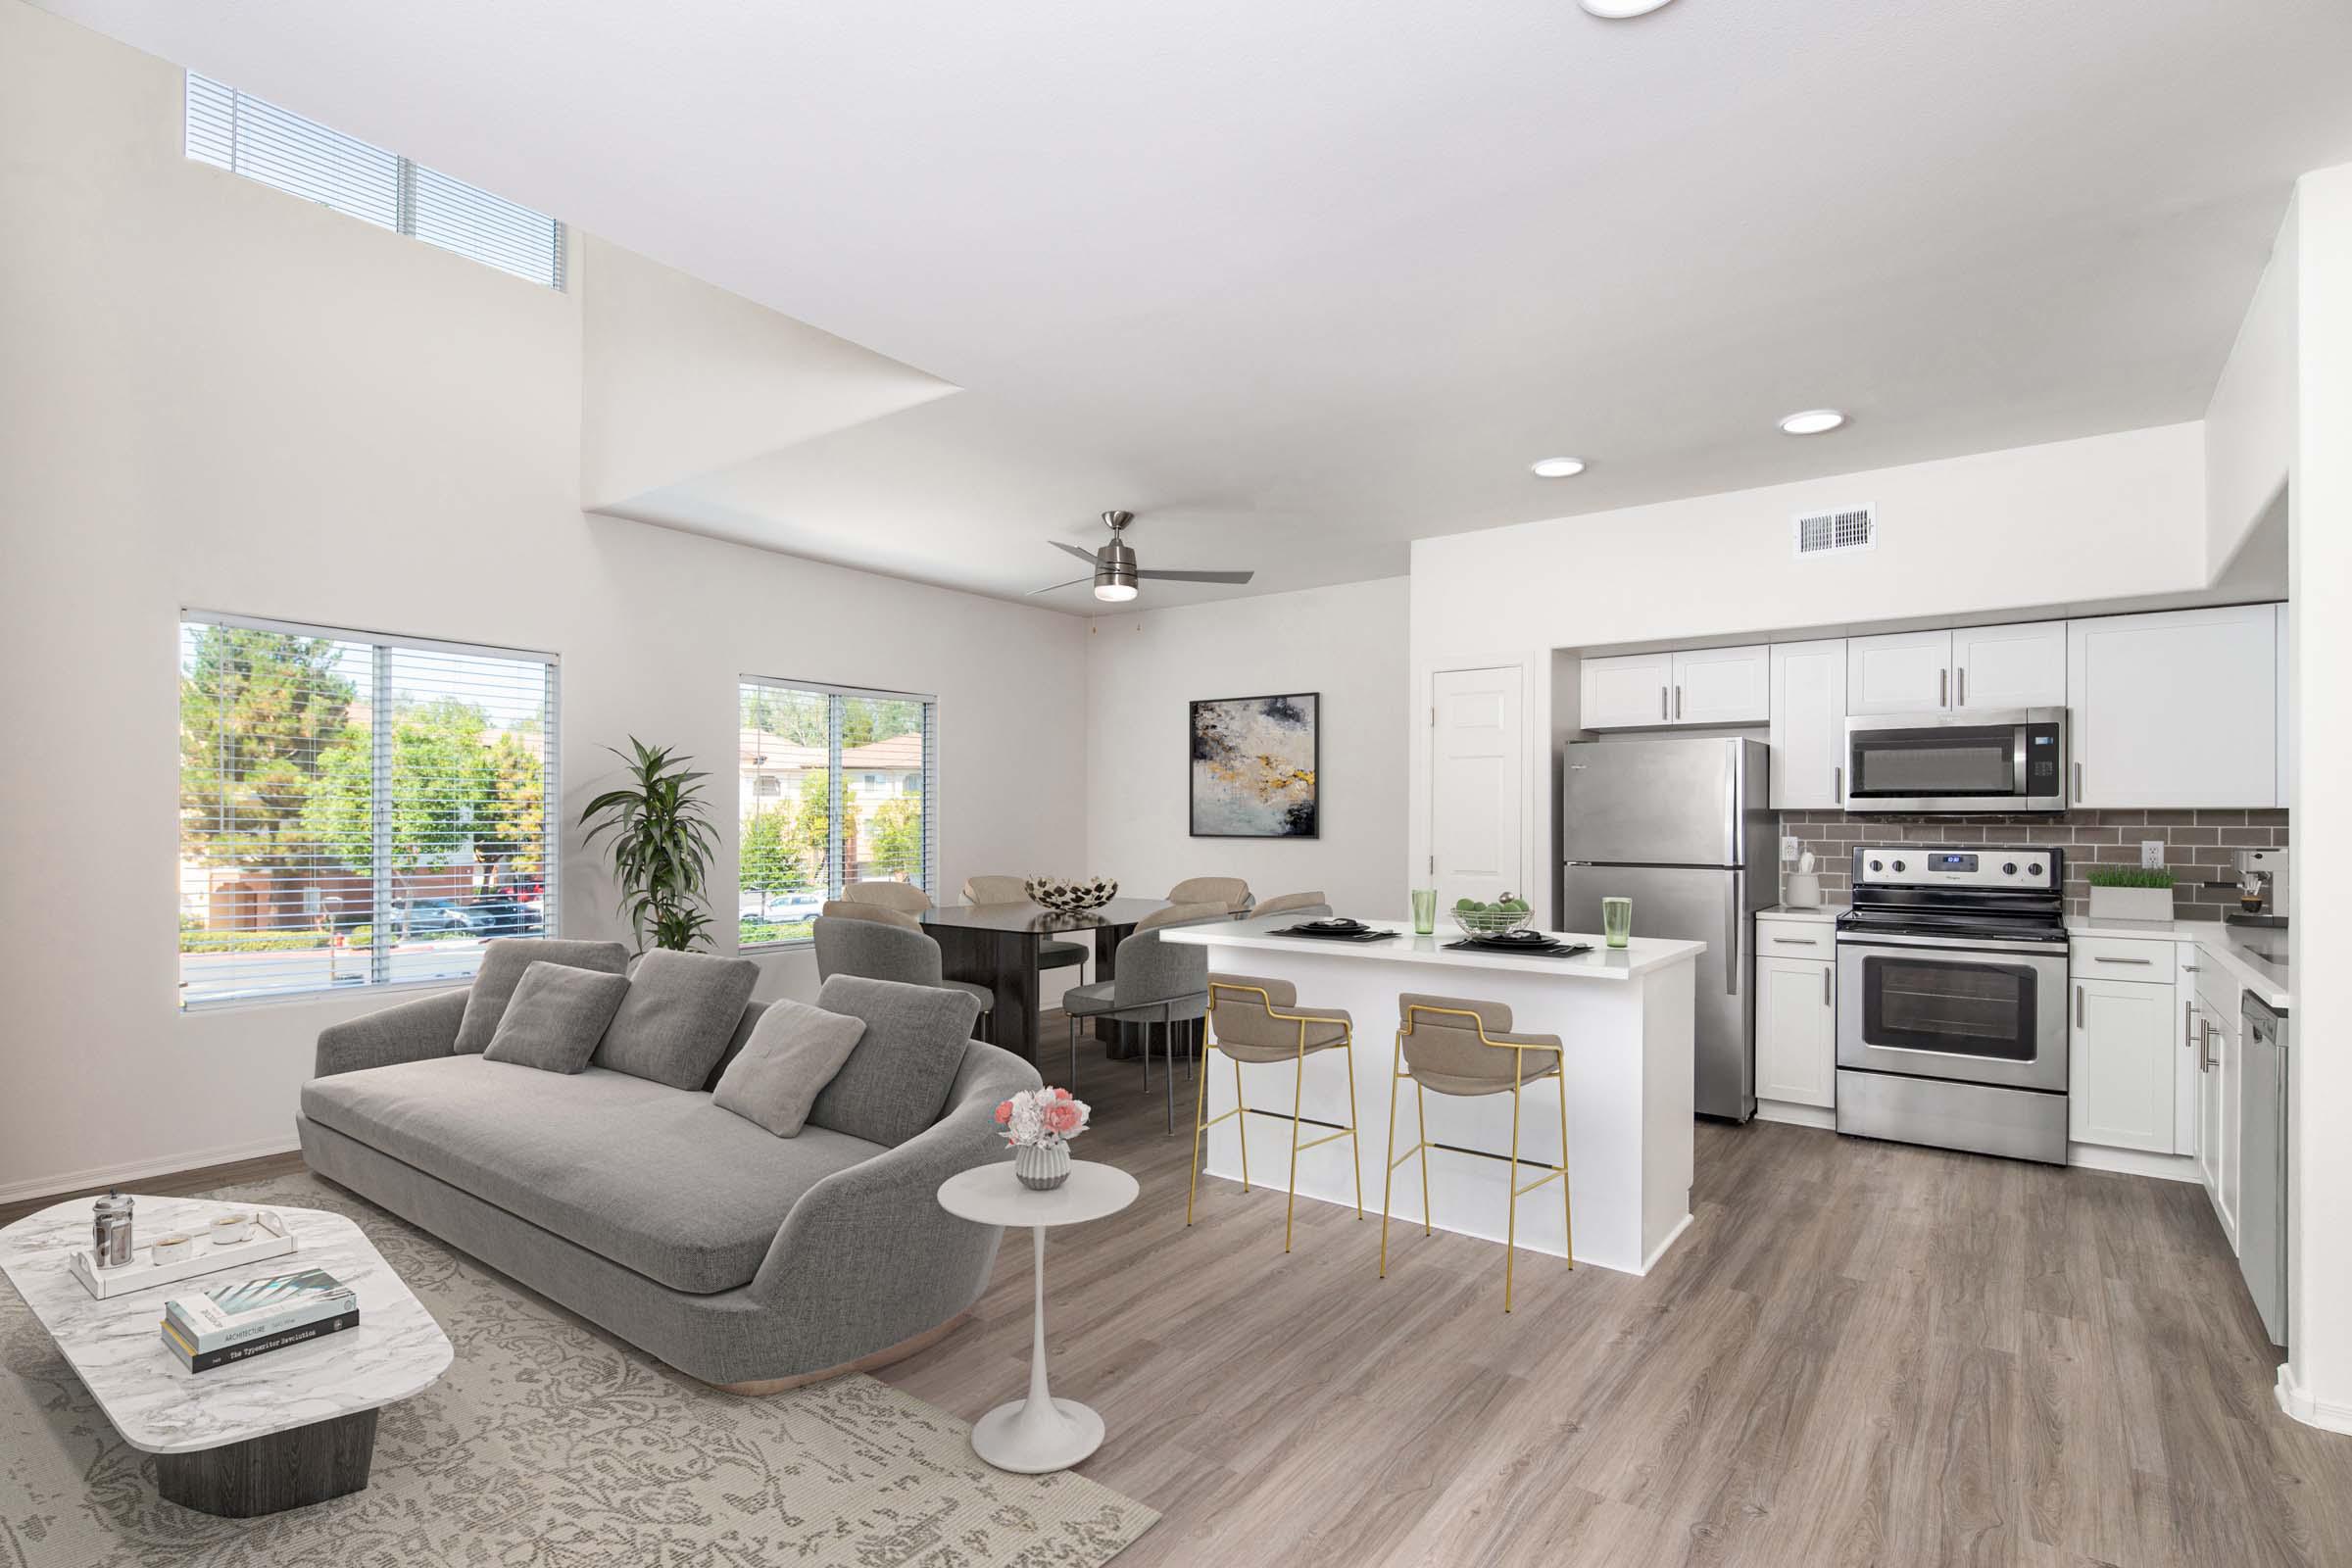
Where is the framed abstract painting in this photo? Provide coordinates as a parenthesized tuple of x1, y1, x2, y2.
(1189, 692, 1319, 839)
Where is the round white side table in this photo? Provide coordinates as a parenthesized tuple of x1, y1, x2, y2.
(936, 1159, 1139, 1473)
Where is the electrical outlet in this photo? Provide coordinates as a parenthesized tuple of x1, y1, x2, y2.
(2141, 840, 2166, 868)
(1781, 835, 1801, 865)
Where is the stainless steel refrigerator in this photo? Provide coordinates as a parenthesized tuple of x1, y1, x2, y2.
(1562, 737, 1772, 1121)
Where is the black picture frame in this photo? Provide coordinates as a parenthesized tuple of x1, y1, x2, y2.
(1188, 692, 1320, 840)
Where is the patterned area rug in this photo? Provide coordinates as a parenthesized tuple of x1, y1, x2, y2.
(0, 1174, 1155, 1567)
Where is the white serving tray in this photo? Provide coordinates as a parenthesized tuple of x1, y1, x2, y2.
(69, 1211, 299, 1299)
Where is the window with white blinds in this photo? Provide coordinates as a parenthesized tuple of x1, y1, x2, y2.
(178, 612, 561, 1007)
(738, 678, 937, 947)
(184, 74, 565, 289)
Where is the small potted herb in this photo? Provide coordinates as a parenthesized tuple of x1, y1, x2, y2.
(2087, 865, 2176, 923)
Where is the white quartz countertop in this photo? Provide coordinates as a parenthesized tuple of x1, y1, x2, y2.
(1161, 916, 1706, 978)
(1757, 904, 1848, 924)
(2064, 916, 2289, 1008)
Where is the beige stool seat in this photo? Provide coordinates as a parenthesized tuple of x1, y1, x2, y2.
(1381, 992, 1571, 1311)
(1189, 973, 1363, 1251)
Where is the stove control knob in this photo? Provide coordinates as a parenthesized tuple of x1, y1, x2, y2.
(1869, 858, 1884, 873)
(2002, 861, 2018, 875)
(1891, 859, 1907, 873)
(2027, 861, 2043, 876)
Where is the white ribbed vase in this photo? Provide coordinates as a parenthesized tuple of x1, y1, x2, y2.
(1013, 1141, 1071, 1190)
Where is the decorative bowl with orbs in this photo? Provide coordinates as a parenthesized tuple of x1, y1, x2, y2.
(1025, 876, 1118, 913)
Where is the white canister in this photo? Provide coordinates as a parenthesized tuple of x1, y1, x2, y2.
(1783, 872, 1824, 909)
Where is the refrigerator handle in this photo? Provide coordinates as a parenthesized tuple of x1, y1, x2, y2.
(1725, 872, 1741, 996)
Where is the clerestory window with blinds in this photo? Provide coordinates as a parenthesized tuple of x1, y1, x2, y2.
(184, 74, 565, 289)
(738, 677, 938, 947)
(178, 612, 561, 1008)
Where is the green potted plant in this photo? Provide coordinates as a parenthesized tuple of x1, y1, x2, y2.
(580, 738, 718, 952)
(2086, 864, 2175, 924)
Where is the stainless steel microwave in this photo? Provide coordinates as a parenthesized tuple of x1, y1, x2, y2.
(1841, 709, 2067, 813)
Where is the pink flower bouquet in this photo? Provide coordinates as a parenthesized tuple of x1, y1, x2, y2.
(995, 1086, 1092, 1149)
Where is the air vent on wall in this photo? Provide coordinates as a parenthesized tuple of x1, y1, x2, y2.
(1792, 503, 1877, 559)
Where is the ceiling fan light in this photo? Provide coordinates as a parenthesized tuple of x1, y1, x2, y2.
(1093, 579, 1138, 603)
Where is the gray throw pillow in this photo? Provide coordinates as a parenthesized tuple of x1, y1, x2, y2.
(711, 999, 870, 1137)
(454, 938, 632, 1054)
(594, 950, 760, 1089)
(806, 976, 979, 1146)
(481, 961, 633, 1073)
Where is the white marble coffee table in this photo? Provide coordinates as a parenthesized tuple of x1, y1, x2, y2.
(0, 1194, 452, 1517)
(936, 1160, 1138, 1474)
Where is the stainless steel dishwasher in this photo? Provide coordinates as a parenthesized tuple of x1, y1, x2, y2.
(2239, 992, 2289, 1348)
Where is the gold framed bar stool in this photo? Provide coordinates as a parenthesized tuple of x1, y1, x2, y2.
(1188, 974, 1363, 1251)
(1379, 994, 1572, 1312)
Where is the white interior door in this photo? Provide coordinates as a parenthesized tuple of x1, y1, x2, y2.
(1430, 665, 1526, 911)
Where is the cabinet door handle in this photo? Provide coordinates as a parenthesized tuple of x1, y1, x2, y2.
(2184, 999, 2195, 1050)
(2091, 956, 2153, 965)
(2199, 1017, 2216, 1072)
(1823, 966, 1832, 1007)
(1940, 668, 1949, 707)
(2072, 760, 2083, 804)
(2075, 983, 2084, 1028)
(1834, 765, 1843, 804)
(1660, 686, 1669, 721)
(1957, 667, 1967, 708)
(1771, 936, 1819, 946)
(1675, 684, 1684, 720)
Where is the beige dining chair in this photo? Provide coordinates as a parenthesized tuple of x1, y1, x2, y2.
(1250, 891, 1333, 921)
(844, 879, 933, 915)
(819, 899, 920, 931)
(962, 875, 1088, 983)
(1379, 992, 1571, 1313)
(1167, 876, 1253, 917)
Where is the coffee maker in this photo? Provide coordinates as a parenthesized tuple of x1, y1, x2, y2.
(2230, 848, 2288, 928)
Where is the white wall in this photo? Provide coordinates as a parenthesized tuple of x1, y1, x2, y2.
(0, 3, 1087, 1200)
(1406, 422, 2211, 903)
(2206, 205, 2299, 578)
(1084, 578, 1408, 917)
(2283, 162, 2351, 1434)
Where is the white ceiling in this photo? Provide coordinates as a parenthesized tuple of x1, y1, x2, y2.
(44, 0, 2352, 612)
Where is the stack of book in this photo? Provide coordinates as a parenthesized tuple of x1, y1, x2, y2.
(159, 1267, 360, 1373)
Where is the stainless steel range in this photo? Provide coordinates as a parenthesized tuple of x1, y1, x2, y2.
(1834, 843, 2069, 1164)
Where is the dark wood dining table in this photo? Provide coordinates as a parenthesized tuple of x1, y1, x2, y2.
(917, 897, 1171, 1065)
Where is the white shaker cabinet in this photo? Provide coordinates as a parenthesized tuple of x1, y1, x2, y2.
(1768, 640, 1848, 808)
(1581, 646, 1769, 729)
(1755, 916, 1836, 1112)
(2066, 605, 2278, 808)
(1671, 645, 1771, 725)
(1580, 652, 1676, 729)
(1950, 620, 2066, 710)
(1844, 630, 1953, 714)
(2068, 972, 2180, 1154)
(2192, 962, 2243, 1250)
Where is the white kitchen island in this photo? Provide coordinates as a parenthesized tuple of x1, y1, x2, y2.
(1158, 918, 1705, 1274)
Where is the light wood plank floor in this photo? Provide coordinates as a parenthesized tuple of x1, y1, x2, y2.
(13, 1035, 2347, 1566)
(886, 1023, 2352, 1568)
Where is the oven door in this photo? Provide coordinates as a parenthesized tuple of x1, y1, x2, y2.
(1842, 710, 2065, 812)
(1836, 933, 2069, 1093)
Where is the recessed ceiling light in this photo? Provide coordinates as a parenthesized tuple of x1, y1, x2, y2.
(1779, 409, 1847, 436)
(1530, 457, 1588, 478)
(1580, 0, 1677, 17)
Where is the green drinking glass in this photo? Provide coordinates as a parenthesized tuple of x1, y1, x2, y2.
(1410, 888, 1438, 935)
(1602, 896, 1634, 949)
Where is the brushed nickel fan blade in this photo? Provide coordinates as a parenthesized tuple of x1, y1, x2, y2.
(1051, 540, 1102, 564)
(1026, 575, 1097, 596)
(1133, 567, 1254, 583)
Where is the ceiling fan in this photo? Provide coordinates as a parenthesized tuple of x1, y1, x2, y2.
(1030, 511, 1254, 603)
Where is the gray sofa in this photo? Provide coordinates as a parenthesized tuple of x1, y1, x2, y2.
(297, 976, 1040, 1388)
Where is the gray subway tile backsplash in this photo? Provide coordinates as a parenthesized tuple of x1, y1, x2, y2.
(1776, 808, 2288, 920)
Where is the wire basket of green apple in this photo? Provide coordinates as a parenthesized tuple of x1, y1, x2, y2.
(1449, 895, 1538, 942)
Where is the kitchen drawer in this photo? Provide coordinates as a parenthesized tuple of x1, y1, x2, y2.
(2069, 936, 2176, 982)
(1756, 916, 1834, 956)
